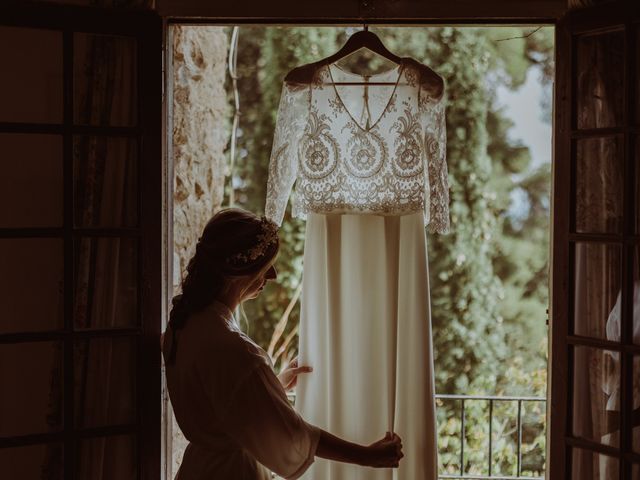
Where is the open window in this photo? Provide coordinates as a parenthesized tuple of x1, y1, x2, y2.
(165, 20, 555, 480)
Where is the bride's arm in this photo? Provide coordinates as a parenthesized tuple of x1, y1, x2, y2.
(315, 429, 367, 465)
(276, 358, 403, 468)
(277, 359, 403, 468)
(316, 430, 403, 468)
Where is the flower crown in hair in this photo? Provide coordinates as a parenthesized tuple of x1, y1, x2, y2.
(229, 217, 279, 265)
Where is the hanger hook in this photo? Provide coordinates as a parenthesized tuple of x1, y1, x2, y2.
(363, 23, 369, 32)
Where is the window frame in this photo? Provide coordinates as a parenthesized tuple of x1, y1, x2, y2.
(4, 1, 637, 479)
(162, 13, 558, 480)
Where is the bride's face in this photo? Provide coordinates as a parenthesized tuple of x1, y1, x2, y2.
(242, 260, 278, 300)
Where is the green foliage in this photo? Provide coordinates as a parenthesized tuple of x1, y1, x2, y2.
(390, 27, 510, 394)
(230, 27, 338, 354)
(377, 26, 552, 395)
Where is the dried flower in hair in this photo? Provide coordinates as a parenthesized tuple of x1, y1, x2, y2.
(229, 217, 279, 265)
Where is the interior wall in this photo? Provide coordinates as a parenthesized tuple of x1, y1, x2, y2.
(158, 0, 567, 20)
(169, 25, 229, 476)
(568, 0, 618, 8)
(15, 0, 154, 7)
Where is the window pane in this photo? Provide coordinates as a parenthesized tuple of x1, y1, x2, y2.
(634, 246, 640, 346)
(571, 447, 618, 480)
(0, 27, 62, 124)
(0, 443, 63, 480)
(636, 137, 639, 234)
(74, 33, 137, 127)
(74, 337, 136, 428)
(634, 355, 640, 454)
(0, 134, 63, 227)
(573, 243, 622, 340)
(573, 346, 619, 447)
(73, 237, 138, 329)
(0, 342, 63, 436)
(0, 239, 64, 334)
(73, 136, 138, 228)
(76, 434, 136, 480)
(576, 31, 624, 130)
(576, 137, 624, 234)
(637, 28, 640, 126)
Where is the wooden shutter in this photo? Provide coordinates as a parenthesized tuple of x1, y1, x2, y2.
(550, 1, 640, 479)
(0, 4, 163, 480)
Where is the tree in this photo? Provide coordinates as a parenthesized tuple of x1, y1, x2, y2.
(379, 26, 553, 395)
(231, 27, 338, 358)
(227, 25, 553, 475)
(231, 26, 553, 396)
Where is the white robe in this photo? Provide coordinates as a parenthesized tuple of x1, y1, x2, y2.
(163, 301, 320, 480)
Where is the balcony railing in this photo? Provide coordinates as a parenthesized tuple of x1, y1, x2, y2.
(436, 394, 546, 480)
(287, 392, 546, 479)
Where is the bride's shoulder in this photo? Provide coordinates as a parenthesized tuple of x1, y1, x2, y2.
(202, 321, 270, 370)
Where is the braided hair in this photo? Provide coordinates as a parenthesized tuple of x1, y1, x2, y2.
(166, 208, 279, 364)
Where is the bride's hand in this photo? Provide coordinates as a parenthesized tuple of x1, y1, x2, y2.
(364, 432, 404, 468)
(277, 357, 313, 392)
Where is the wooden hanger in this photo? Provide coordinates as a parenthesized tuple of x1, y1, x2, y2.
(320, 24, 402, 69)
(285, 25, 404, 86)
(284, 25, 445, 97)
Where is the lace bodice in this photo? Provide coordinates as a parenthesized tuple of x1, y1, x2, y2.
(265, 57, 450, 234)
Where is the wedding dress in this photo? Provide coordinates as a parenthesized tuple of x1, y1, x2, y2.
(265, 57, 449, 480)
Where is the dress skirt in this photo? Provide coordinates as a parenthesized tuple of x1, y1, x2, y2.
(295, 212, 438, 480)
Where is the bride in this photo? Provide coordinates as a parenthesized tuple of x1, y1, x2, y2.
(163, 208, 403, 479)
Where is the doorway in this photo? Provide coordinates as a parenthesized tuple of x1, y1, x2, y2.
(164, 24, 554, 480)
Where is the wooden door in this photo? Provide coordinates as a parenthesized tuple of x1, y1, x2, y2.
(550, 1, 640, 479)
(0, 4, 163, 480)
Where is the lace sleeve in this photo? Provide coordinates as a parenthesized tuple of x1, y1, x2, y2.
(265, 82, 309, 226)
(420, 83, 450, 234)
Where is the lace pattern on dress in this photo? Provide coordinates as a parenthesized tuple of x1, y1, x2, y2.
(420, 85, 450, 234)
(265, 60, 450, 233)
(264, 83, 309, 225)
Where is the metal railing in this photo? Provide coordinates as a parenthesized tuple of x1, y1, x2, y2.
(435, 394, 546, 480)
(288, 392, 546, 479)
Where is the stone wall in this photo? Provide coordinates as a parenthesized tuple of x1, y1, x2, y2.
(172, 25, 229, 283)
(170, 25, 229, 476)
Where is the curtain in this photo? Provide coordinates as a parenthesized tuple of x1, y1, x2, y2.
(572, 31, 626, 479)
(573, 244, 621, 479)
(43, 32, 139, 480)
(74, 32, 138, 480)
